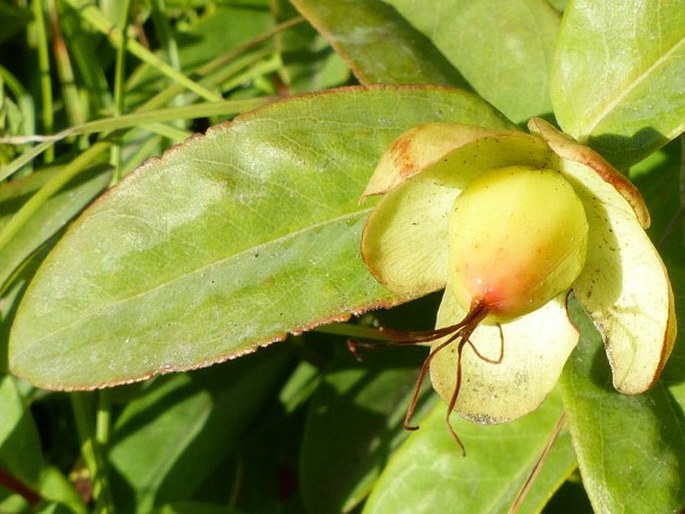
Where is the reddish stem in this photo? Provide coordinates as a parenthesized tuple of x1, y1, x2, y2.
(0, 467, 41, 506)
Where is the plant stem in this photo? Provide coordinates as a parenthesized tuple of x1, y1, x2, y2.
(71, 392, 115, 513)
(96, 390, 112, 447)
(315, 322, 400, 341)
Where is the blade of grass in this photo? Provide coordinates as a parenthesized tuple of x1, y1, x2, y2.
(0, 142, 110, 255)
(0, 17, 302, 180)
(48, 0, 86, 125)
(0, 97, 270, 146)
(129, 17, 303, 112)
(1, 24, 293, 180)
(0, 64, 36, 175)
(55, 0, 112, 113)
(31, 0, 54, 162)
(111, 0, 135, 184)
(219, 53, 283, 95)
(149, 0, 182, 86)
(63, 0, 222, 103)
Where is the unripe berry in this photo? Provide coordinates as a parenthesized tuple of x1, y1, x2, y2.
(448, 166, 589, 322)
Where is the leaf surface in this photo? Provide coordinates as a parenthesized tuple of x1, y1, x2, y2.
(363, 387, 573, 513)
(560, 300, 685, 513)
(290, 0, 468, 87)
(0, 164, 111, 291)
(0, 375, 42, 487)
(388, 0, 560, 122)
(552, 0, 685, 168)
(9, 86, 511, 389)
(300, 346, 434, 514)
(109, 347, 291, 513)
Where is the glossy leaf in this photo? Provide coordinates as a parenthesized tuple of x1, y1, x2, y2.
(9, 86, 511, 390)
(560, 300, 685, 513)
(388, 0, 561, 122)
(511, 427, 577, 514)
(552, 0, 685, 168)
(109, 347, 291, 513)
(300, 346, 434, 514)
(290, 0, 468, 87)
(363, 387, 570, 513)
(0, 374, 42, 489)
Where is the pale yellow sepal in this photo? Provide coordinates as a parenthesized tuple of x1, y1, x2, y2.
(361, 123, 551, 199)
(361, 175, 457, 297)
(561, 159, 676, 394)
(429, 287, 578, 423)
(528, 117, 650, 228)
(362, 123, 496, 198)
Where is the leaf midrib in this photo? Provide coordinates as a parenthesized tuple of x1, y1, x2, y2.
(582, 35, 685, 137)
(21, 207, 374, 346)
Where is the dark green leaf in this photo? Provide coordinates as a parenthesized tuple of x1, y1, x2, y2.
(109, 347, 292, 513)
(301, 346, 434, 513)
(0, 374, 42, 488)
(290, 0, 469, 88)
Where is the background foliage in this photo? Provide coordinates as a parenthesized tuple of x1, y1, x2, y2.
(0, 0, 683, 513)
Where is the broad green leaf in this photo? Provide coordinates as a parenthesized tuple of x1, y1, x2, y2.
(290, 0, 469, 88)
(300, 346, 434, 514)
(9, 86, 511, 390)
(511, 427, 577, 514)
(1, 243, 54, 373)
(552, 0, 685, 168)
(560, 300, 685, 513)
(388, 0, 561, 122)
(363, 387, 570, 513)
(0, 374, 43, 490)
(110, 347, 291, 514)
(0, 164, 112, 291)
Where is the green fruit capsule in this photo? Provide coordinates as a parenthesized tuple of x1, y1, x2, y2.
(448, 166, 589, 323)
